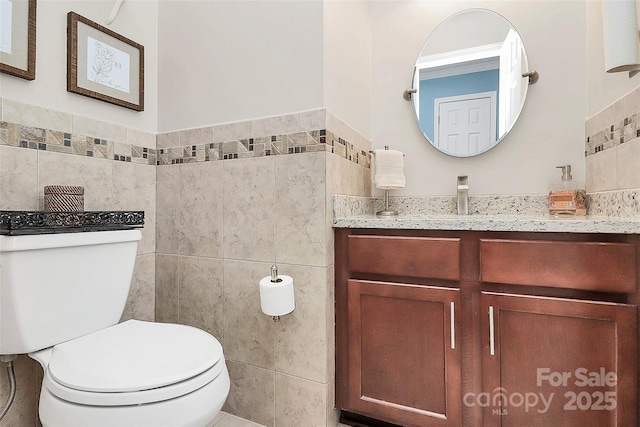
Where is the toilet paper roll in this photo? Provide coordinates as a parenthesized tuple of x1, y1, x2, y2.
(259, 275, 295, 317)
(602, 0, 640, 72)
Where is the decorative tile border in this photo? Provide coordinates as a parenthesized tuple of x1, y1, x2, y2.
(0, 121, 157, 165)
(156, 129, 370, 168)
(585, 87, 640, 157)
(584, 88, 640, 194)
(585, 115, 640, 156)
(331, 131, 371, 168)
(0, 118, 371, 169)
(156, 129, 329, 165)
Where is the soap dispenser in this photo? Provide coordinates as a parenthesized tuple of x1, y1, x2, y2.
(548, 165, 587, 216)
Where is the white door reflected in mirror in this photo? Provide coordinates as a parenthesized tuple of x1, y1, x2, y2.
(435, 91, 496, 156)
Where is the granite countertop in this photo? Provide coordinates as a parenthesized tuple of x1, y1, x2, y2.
(332, 195, 640, 234)
(333, 213, 640, 234)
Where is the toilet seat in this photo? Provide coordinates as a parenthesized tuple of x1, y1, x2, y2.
(31, 320, 225, 407)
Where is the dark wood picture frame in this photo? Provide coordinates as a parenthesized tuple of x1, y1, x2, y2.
(67, 12, 144, 111)
(0, 0, 37, 80)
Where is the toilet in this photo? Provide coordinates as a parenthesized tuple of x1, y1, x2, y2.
(0, 229, 229, 427)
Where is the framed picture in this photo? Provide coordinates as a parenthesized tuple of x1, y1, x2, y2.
(0, 0, 37, 80)
(67, 12, 144, 111)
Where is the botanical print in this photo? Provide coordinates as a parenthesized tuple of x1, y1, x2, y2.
(86, 35, 130, 93)
(0, 0, 12, 54)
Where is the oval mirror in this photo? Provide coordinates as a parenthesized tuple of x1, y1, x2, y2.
(410, 9, 531, 157)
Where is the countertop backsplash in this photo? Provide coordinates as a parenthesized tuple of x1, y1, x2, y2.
(334, 194, 550, 218)
(587, 190, 640, 218)
(334, 191, 639, 219)
(332, 191, 640, 234)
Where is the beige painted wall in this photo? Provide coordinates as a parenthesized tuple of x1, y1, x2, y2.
(157, 0, 373, 139)
(323, 0, 372, 139)
(157, 0, 324, 132)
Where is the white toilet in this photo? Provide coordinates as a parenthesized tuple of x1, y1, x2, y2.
(0, 229, 230, 427)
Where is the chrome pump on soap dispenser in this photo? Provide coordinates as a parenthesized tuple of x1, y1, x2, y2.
(548, 165, 587, 217)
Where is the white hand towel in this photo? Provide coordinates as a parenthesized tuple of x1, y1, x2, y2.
(372, 149, 405, 189)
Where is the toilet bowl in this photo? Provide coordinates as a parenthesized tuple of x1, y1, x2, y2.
(30, 320, 230, 427)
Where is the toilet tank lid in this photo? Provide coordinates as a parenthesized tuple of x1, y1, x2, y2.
(0, 229, 141, 252)
(47, 320, 223, 393)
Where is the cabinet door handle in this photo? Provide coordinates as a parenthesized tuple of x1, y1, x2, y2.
(450, 302, 455, 350)
(489, 305, 495, 356)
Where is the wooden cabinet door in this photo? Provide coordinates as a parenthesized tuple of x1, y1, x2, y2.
(481, 292, 637, 427)
(346, 279, 461, 426)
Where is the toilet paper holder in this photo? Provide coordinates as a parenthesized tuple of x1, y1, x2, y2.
(269, 265, 283, 322)
(270, 265, 281, 283)
(260, 265, 295, 322)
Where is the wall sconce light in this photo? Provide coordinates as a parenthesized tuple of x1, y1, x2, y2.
(602, 0, 640, 74)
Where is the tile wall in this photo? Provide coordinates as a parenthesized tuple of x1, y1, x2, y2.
(585, 87, 640, 217)
(3, 86, 638, 426)
(154, 108, 370, 427)
(3, 84, 639, 426)
(0, 98, 371, 427)
(0, 98, 157, 427)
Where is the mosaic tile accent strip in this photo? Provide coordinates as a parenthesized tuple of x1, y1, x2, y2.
(0, 113, 371, 169)
(0, 121, 157, 165)
(585, 113, 640, 156)
(0, 210, 145, 235)
(0, 121, 371, 168)
(156, 128, 371, 168)
(326, 130, 371, 168)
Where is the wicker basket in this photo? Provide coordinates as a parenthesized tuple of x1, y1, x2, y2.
(44, 186, 85, 212)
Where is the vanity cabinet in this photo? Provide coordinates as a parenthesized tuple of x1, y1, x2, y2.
(480, 292, 636, 427)
(335, 229, 640, 427)
(336, 232, 464, 426)
(346, 279, 460, 426)
(478, 237, 638, 427)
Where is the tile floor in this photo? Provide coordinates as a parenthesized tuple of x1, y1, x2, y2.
(208, 411, 351, 427)
(206, 412, 264, 427)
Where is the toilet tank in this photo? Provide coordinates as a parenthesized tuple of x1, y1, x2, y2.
(0, 230, 141, 355)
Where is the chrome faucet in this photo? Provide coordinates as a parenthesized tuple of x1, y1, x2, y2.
(457, 176, 469, 215)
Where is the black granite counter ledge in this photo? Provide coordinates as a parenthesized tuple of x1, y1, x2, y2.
(0, 211, 145, 235)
